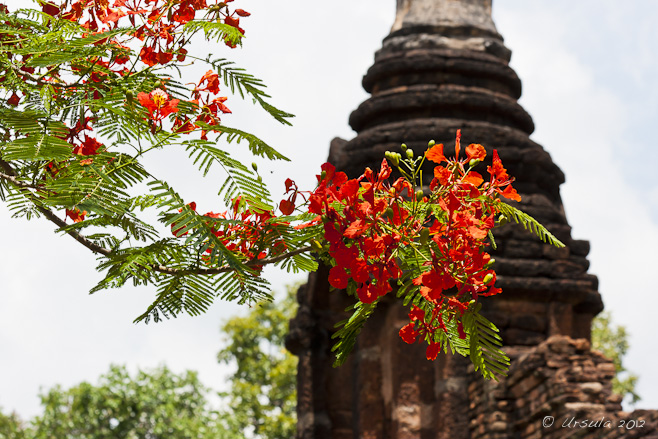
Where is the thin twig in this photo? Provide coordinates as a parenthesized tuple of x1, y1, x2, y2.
(154, 245, 314, 276)
(0, 169, 41, 190)
(8, 63, 81, 89)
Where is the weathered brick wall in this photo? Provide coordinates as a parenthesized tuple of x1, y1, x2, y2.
(468, 336, 658, 439)
(289, 294, 658, 439)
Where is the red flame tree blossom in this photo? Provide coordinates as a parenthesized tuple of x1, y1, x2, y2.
(280, 131, 563, 377)
(0, 2, 563, 377)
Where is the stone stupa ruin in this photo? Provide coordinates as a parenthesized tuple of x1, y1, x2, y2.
(286, 1, 658, 438)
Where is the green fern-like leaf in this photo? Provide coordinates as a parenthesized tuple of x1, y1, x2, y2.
(209, 58, 294, 126)
(331, 297, 379, 367)
(183, 140, 273, 212)
(57, 213, 158, 243)
(129, 263, 273, 323)
(134, 273, 219, 323)
(67, 28, 131, 48)
(497, 201, 565, 247)
(147, 179, 251, 269)
(196, 122, 288, 161)
(0, 108, 47, 135)
(6, 191, 41, 219)
(462, 304, 510, 380)
(183, 20, 244, 46)
(91, 243, 165, 293)
(431, 309, 470, 357)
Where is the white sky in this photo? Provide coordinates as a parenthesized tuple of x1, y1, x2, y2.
(1, 0, 657, 419)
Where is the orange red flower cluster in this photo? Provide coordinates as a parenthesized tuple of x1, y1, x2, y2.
(308, 159, 408, 304)
(66, 207, 88, 223)
(280, 178, 302, 215)
(297, 131, 521, 360)
(0, 0, 245, 222)
(187, 70, 233, 139)
(171, 198, 289, 273)
(398, 306, 443, 360)
(41, 0, 248, 57)
(138, 89, 180, 121)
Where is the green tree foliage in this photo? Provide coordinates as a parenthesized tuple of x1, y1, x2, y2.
(0, 1, 314, 325)
(0, 365, 234, 439)
(0, 286, 298, 439)
(0, 409, 29, 439)
(591, 311, 640, 405)
(217, 284, 298, 439)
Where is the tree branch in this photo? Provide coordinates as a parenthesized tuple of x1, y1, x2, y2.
(0, 163, 114, 256)
(0, 168, 43, 190)
(153, 245, 314, 276)
(8, 62, 85, 90)
(0, 157, 17, 177)
(0, 164, 314, 276)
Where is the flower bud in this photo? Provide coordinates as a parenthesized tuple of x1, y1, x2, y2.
(125, 90, 134, 104)
(406, 149, 414, 159)
(428, 139, 435, 147)
(385, 151, 392, 160)
(320, 170, 327, 180)
(401, 143, 407, 151)
(484, 258, 496, 268)
(384, 207, 394, 220)
(415, 189, 424, 200)
(497, 214, 508, 226)
(468, 158, 480, 167)
(251, 162, 258, 172)
(311, 240, 323, 252)
(390, 154, 400, 167)
(483, 273, 494, 285)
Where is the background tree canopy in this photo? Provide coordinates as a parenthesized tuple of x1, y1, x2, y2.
(591, 311, 640, 406)
(1, 365, 232, 439)
(217, 283, 298, 439)
(0, 285, 298, 439)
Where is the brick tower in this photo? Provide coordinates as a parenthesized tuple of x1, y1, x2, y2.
(286, 1, 658, 438)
